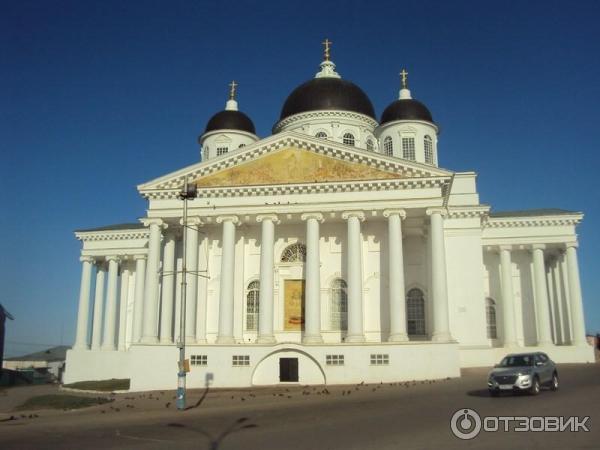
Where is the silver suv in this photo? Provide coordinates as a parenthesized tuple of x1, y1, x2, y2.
(487, 352, 559, 396)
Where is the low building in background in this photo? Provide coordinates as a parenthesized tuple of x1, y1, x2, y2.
(3, 345, 70, 383)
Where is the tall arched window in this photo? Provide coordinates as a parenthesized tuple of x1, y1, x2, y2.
(280, 243, 306, 263)
(246, 280, 260, 330)
(343, 133, 355, 146)
(406, 288, 426, 336)
(330, 278, 348, 330)
(315, 131, 327, 139)
(366, 139, 374, 151)
(486, 298, 497, 339)
(383, 136, 393, 156)
(424, 135, 433, 164)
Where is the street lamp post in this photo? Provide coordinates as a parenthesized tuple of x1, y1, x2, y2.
(176, 179, 197, 410)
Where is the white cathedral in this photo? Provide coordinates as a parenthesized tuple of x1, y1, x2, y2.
(64, 45, 594, 391)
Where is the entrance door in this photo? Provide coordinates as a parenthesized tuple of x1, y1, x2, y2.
(279, 358, 299, 382)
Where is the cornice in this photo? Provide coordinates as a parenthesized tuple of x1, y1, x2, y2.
(447, 206, 490, 219)
(273, 110, 379, 133)
(75, 229, 150, 242)
(483, 215, 582, 228)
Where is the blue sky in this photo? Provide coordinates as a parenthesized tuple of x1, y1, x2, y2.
(2, 0, 599, 357)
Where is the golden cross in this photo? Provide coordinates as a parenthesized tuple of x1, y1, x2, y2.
(322, 38, 332, 61)
(228, 80, 238, 100)
(400, 69, 409, 89)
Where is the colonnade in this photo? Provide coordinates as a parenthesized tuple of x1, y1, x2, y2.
(493, 243, 586, 347)
(73, 208, 455, 350)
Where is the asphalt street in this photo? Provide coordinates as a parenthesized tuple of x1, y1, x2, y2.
(1, 363, 598, 449)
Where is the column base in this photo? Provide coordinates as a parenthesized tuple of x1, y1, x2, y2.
(195, 338, 207, 344)
(72, 344, 90, 351)
(345, 334, 366, 343)
(388, 333, 409, 343)
(432, 332, 452, 342)
(302, 335, 323, 344)
(216, 336, 235, 344)
(140, 336, 159, 344)
(100, 345, 116, 351)
(159, 337, 173, 344)
(257, 335, 277, 344)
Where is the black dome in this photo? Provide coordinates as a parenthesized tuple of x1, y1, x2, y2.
(205, 110, 256, 134)
(380, 99, 434, 124)
(280, 78, 376, 121)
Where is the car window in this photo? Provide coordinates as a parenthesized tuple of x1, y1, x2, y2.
(539, 354, 548, 363)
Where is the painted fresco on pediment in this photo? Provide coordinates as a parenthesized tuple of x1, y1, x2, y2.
(195, 147, 400, 187)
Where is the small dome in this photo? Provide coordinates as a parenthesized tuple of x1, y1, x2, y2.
(380, 98, 434, 125)
(205, 110, 256, 134)
(280, 78, 376, 121)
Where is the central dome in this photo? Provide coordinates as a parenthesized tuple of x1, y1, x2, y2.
(280, 78, 376, 121)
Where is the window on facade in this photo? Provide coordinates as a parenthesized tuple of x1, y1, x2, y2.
(406, 288, 426, 336)
(486, 298, 497, 339)
(326, 354, 344, 366)
(239, 143, 246, 148)
(424, 135, 433, 164)
(190, 355, 207, 366)
(342, 133, 355, 146)
(204, 146, 209, 160)
(232, 355, 250, 366)
(217, 147, 229, 156)
(246, 280, 260, 331)
(366, 139, 374, 151)
(330, 278, 348, 330)
(401, 137, 415, 160)
(383, 137, 393, 156)
(280, 243, 306, 263)
(370, 354, 389, 365)
(315, 131, 328, 139)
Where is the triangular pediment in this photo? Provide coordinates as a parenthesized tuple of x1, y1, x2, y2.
(138, 131, 453, 195)
(195, 147, 399, 187)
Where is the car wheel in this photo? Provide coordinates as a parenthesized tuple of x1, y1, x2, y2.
(489, 389, 499, 397)
(550, 372, 559, 391)
(529, 376, 540, 395)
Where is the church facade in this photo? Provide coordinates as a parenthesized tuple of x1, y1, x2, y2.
(64, 47, 594, 391)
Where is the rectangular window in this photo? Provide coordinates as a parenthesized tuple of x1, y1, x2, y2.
(216, 147, 229, 156)
(370, 354, 389, 365)
(402, 137, 415, 160)
(232, 355, 250, 366)
(325, 354, 345, 366)
(190, 355, 207, 366)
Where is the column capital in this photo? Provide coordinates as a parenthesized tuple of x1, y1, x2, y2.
(140, 217, 167, 228)
(383, 209, 406, 219)
(426, 207, 448, 217)
(530, 244, 546, 252)
(105, 255, 121, 263)
(133, 254, 147, 261)
(256, 214, 280, 224)
(341, 211, 365, 221)
(80, 256, 95, 263)
(179, 216, 203, 227)
(301, 212, 324, 223)
(497, 245, 513, 253)
(216, 215, 239, 225)
(564, 241, 578, 250)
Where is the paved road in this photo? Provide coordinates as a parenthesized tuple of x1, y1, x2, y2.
(1, 363, 599, 449)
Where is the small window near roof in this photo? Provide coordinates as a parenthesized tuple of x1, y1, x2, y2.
(424, 135, 433, 164)
(384, 137, 393, 156)
(315, 131, 327, 139)
(343, 133, 355, 146)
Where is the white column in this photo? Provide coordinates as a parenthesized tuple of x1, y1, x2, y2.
(548, 257, 563, 344)
(101, 256, 120, 350)
(558, 251, 572, 343)
(160, 233, 177, 343)
(73, 256, 95, 350)
(118, 261, 130, 351)
(132, 255, 146, 343)
(302, 213, 324, 344)
(499, 246, 518, 347)
(142, 219, 166, 344)
(427, 208, 452, 342)
(343, 211, 365, 343)
(384, 209, 408, 342)
(196, 235, 208, 343)
(531, 244, 553, 345)
(257, 214, 279, 344)
(91, 261, 106, 350)
(550, 259, 565, 344)
(216, 215, 238, 344)
(182, 218, 201, 342)
(565, 243, 587, 345)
